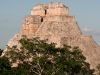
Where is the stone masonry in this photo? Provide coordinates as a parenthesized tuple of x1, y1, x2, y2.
(2, 2, 100, 73)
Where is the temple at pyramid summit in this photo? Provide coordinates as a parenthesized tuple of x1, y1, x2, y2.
(2, 2, 100, 70)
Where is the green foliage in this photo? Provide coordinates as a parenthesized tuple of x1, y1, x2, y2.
(0, 56, 30, 75)
(11, 62, 31, 75)
(97, 64, 100, 75)
(1, 37, 94, 75)
(0, 56, 12, 75)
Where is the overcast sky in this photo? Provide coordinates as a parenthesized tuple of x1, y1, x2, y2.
(0, 0, 100, 49)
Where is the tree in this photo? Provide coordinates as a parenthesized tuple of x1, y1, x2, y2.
(4, 37, 94, 75)
(97, 64, 100, 75)
(11, 62, 31, 75)
(0, 56, 12, 75)
(0, 49, 3, 56)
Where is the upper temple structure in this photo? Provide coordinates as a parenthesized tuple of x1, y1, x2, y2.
(2, 2, 100, 73)
(21, 2, 76, 34)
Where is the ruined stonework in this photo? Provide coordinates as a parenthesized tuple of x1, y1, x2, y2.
(2, 2, 100, 72)
(31, 2, 68, 16)
(21, 15, 42, 34)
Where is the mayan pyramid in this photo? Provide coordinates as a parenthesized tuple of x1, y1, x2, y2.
(2, 2, 100, 70)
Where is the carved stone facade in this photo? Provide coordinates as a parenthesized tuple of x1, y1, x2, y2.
(2, 2, 100, 73)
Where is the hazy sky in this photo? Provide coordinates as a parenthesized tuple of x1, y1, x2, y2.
(0, 0, 100, 49)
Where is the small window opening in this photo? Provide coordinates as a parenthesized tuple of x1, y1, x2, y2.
(45, 10, 47, 15)
(41, 18, 43, 22)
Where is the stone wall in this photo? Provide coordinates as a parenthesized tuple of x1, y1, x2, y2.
(47, 7, 68, 16)
(23, 15, 42, 24)
(32, 4, 48, 10)
(44, 16, 74, 22)
(32, 2, 65, 10)
(48, 2, 64, 8)
(21, 24, 39, 34)
(21, 15, 42, 34)
(31, 2, 68, 16)
(33, 4, 44, 10)
(31, 9, 46, 16)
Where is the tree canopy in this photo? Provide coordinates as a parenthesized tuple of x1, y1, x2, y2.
(0, 37, 94, 75)
(0, 49, 3, 56)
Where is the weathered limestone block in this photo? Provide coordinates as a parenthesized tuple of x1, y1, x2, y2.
(29, 24, 39, 34)
(32, 4, 48, 10)
(31, 9, 46, 16)
(21, 24, 39, 34)
(23, 15, 42, 24)
(48, 2, 65, 8)
(47, 7, 68, 16)
(21, 15, 42, 34)
(44, 16, 74, 22)
(31, 4, 47, 16)
(33, 4, 44, 10)
(32, 2, 65, 10)
(31, 2, 68, 16)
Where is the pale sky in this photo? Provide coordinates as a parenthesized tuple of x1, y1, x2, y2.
(0, 0, 100, 49)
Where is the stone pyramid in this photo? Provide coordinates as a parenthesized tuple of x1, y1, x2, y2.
(2, 2, 100, 70)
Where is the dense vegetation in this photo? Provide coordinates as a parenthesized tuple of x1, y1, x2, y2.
(0, 37, 95, 75)
(97, 64, 100, 75)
